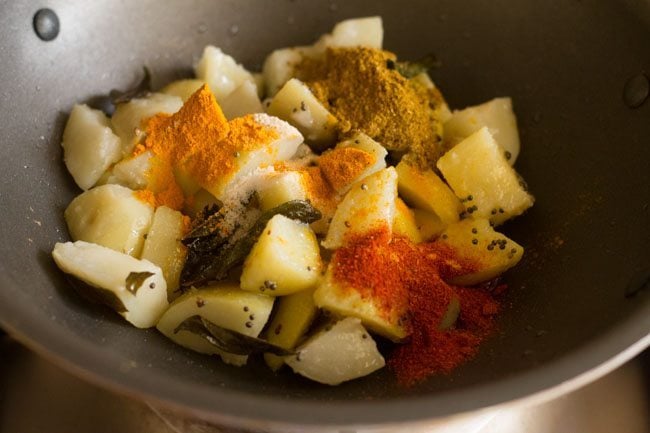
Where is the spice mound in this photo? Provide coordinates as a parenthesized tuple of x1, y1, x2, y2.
(53, 15, 533, 388)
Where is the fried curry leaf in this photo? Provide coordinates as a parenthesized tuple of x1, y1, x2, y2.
(174, 315, 293, 356)
(180, 200, 321, 288)
(109, 66, 152, 105)
(125, 271, 155, 295)
(394, 53, 441, 79)
(66, 276, 128, 313)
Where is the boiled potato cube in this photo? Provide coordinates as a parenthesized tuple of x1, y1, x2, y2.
(161, 79, 205, 102)
(263, 289, 318, 371)
(262, 47, 311, 97)
(393, 198, 421, 243)
(64, 184, 154, 257)
(240, 215, 322, 296)
(319, 132, 387, 194)
(413, 208, 447, 241)
(52, 241, 168, 328)
(322, 167, 397, 250)
(156, 284, 274, 366)
(314, 17, 383, 50)
(141, 206, 188, 300)
(436, 127, 534, 225)
(202, 114, 303, 200)
(437, 218, 524, 285)
(395, 159, 462, 225)
(62, 104, 122, 190)
(103, 150, 153, 190)
(267, 78, 338, 150)
(220, 80, 264, 120)
(444, 97, 520, 165)
(314, 264, 407, 341)
(258, 171, 308, 211)
(111, 93, 183, 155)
(285, 317, 385, 385)
(195, 45, 255, 102)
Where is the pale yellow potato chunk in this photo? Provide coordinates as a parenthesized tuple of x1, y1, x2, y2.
(257, 171, 308, 211)
(156, 284, 274, 366)
(285, 317, 385, 386)
(111, 93, 183, 155)
(437, 127, 534, 225)
(202, 114, 302, 200)
(322, 167, 397, 250)
(314, 266, 407, 341)
(140, 206, 187, 300)
(64, 184, 153, 257)
(393, 198, 422, 243)
(413, 208, 447, 241)
(194, 45, 255, 102)
(314, 16, 384, 50)
(240, 215, 322, 296)
(161, 79, 205, 102)
(263, 289, 318, 371)
(52, 241, 167, 328)
(266, 78, 338, 150)
(437, 218, 524, 285)
(220, 80, 264, 120)
(396, 159, 463, 225)
(262, 47, 310, 97)
(444, 97, 520, 165)
(62, 104, 122, 190)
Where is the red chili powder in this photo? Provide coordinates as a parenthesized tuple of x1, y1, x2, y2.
(331, 228, 503, 386)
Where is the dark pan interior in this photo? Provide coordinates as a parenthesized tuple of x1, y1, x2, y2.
(0, 0, 649, 428)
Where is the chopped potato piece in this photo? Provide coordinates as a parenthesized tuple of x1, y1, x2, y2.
(444, 97, 520, 165)
(314, 16, 383, 50)
(285, 317, 385, 385)
(161, 79, 205, 102)
(437, 218, 524, 285)
(322, 167, 398, 250)
(202, 114, 303, 200)
(140, 206, 187, 300)
(220, 80, 264, 120)
(314, 264, 407, 341)
(62, 104, 122, 190)
(319, 132, 387, 194)
(156, 284, 274, 366)
(103, 150, 153, 190)
(195, 45, 255, 102)
(393, 198, 422, 243)
(258, 171, 308, 211)
(241, 215, 322, 296)
(262, 47, 311, 97)
(111, 93, 183, 155)
(267, 78, 338, 150)
(52, 241, 167, 328)
(410, 72, 453, 123)
(263, 289, 318, 371)
(437, 127, 534, 225)
(64, 184, 154, 257)
(395, 159, 463, 225)
(413, 208, 447, 241)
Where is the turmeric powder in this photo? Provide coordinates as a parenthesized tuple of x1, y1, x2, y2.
(318, 147, 375, 192)
(297, 47, 445, 168)
(134, 84, 279, 209)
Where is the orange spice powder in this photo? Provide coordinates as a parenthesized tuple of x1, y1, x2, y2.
(133, 84, 279, 209)
(318, 147, 375, 191)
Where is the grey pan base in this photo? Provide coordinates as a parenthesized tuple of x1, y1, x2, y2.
(0, 0, 649, 431)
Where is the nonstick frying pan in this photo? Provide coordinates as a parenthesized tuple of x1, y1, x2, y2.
(0, 1, 649, 431)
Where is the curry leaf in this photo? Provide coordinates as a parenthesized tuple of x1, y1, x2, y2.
(66, 276, 128, 313)
(174, 315, 293, 356)
(395, 53, 441, 79)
